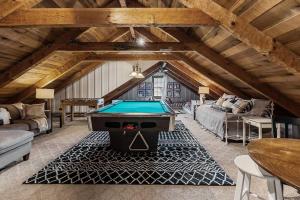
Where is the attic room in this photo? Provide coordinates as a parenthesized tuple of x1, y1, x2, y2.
(0, 0, 299, 199)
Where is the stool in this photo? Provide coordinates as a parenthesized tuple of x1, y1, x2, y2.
(234, 155, 283, 200)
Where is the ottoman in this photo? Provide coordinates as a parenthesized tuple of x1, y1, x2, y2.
(0, 130, 34, 169)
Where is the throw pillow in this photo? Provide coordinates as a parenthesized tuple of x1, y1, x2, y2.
(249, 99, 272, 117)
(216, 97, 225, 106)
(232, 100, 249, 114)
(23, 103, 46, 120)
(222, 98, 237, 109)
(12, 102, 25, 119)
(0, 108, 11, 124)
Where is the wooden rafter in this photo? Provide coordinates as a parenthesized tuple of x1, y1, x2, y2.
(240, 0, 284, 23)
(166, 64, 218, 99)
(0, 8, 216, 27)
(118, 0, 136, 39)
(0, 0, 42, 20)
(84, 53, 178, 61)
(10, 54, 90, 103)
(0, 0, 23, 20)
(166, 61, 224, 97)
(161, 27, 300, 116)
(166, 71, 199, 94)
(102, 62, 161, 104)
(168, 57, 246, 98)
(135, 28, 245, 97)
(0, 29, 87, 88)
(57, 42, 193, 52)
(54, 62, 102, 94)
(9, 28, 129, 103)
(178, 0, 300, 75)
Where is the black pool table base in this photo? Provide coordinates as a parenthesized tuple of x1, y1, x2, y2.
(90, 116, 173, 152)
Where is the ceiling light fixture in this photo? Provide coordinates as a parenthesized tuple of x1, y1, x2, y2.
(129, 62, 144, 79)
(136, 37, 145, 46)
(129, 64, 138, 77)
(136, 67, 145, 79)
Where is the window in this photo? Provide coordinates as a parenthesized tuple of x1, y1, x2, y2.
(153, 76, 164, 97)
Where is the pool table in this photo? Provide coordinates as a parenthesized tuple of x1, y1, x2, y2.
(88, 100, 175, 152)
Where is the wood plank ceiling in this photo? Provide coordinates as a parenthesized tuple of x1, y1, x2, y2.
(0, 0, 299, 116)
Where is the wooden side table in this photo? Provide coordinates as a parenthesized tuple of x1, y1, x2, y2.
(52, 112, 63, 129)
(242, 116, 272, 146)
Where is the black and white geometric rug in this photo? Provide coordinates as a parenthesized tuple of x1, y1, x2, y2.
(25, 121, 235, 186)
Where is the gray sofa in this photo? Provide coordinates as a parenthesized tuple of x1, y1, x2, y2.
(0, 130, 34, 169)
(0, 104, 51, 135)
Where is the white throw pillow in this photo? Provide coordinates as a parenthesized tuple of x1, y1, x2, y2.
(0, 108, 11, 124)
(222, 99, 234, 109)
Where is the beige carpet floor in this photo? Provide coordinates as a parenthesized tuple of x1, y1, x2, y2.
(0, 113, 299, 200)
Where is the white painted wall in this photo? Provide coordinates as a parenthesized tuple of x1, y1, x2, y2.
(53, 61, 156, 112)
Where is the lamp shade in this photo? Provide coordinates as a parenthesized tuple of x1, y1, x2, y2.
(198, 87, 209, 94)
(36, 89, 54, 99)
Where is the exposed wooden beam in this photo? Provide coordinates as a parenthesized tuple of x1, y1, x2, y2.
(240, 0, 284, 23)
(0, 0, 43, 20)
(57, 42, 193, 52)
(166, 71, 198, 93)
(229, 0, 246, 12)
(263, 9, 300, 38)
(55, 62, 102, 93)
(179, 0, 300, 74)
(118, 0, 136, 39)
(135, 28, 245, 97)
(169, 55, 247, 98)
(0, 29, 87, 88)
(166, 64, 218, 99)
(0, 8, 216, 27)
(84, 53, 178, 61)
(10, 54, 89, 103)
(51, 0, 80, 8)
(9, 29, 129, 102)
(0, 0, 23, 20)
(162, 27, 300, 116)
(102, 62, 161, 104)
(0, 28, 129, 89)
(166, 61, 224, 97)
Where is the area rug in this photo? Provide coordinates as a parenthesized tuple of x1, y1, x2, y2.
(25, 121, 235, 185)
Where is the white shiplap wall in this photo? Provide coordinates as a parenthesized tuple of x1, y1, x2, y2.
(54, 61, 156, 112)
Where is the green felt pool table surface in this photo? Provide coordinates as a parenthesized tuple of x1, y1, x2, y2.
(97, 101, 170, 114)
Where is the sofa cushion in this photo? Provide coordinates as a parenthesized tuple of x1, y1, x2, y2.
(211, 104, 232, 112)
(0, 104, 21, 120)
(0, 130, 34, 154)
(13, 119, 38, 130)
(0, 123, 30, 131)
(232, 99, 249, 114)
(23, 103, 46, 120)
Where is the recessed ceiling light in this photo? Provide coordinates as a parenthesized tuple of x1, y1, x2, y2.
(136, 38, 145, 46)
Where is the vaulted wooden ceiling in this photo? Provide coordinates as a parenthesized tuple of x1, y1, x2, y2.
(0, 0, 299, 116)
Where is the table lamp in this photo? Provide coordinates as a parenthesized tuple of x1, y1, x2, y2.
(198, 86, 209, 105)
(36, 88, 54, 110)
